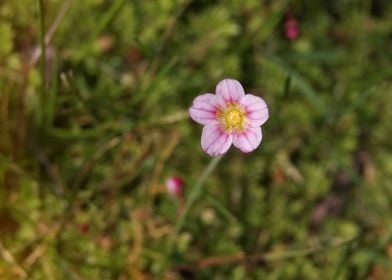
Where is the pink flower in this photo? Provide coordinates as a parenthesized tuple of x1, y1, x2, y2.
(166, 176, 184, 196)
(284, 16, 299, 40)
(189, 79, 269, 156)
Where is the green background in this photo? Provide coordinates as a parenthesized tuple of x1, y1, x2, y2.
(0, 0, 391, 279)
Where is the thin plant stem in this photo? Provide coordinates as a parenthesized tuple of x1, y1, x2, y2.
(31, 0, 73, 67)
(38, 0, 46, 124)
(160, 155, 223, 275)
(331, 240, 354, 280)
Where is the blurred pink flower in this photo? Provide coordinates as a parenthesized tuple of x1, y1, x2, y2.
(285, 15, 299, 40)
(166, 176, 184, 196)
(189, 79, 269, 156)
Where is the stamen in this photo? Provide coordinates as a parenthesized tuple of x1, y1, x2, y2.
(219, 104, 245, 132)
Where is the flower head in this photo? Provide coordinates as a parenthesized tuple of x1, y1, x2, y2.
(165, 176, 184, 196)
(189, 79, 269, 156)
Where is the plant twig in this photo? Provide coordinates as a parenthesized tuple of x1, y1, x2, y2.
(0, 241, 28, 278)
(172, 235, 358, 272)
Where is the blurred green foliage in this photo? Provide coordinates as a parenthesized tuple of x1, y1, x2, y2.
(0, 0, 392, 279)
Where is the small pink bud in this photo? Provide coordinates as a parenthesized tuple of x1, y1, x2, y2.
(165, 176, 184, 196)
(285, 16, 299, 40)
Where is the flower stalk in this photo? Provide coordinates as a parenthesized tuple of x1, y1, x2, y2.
(160, 155, 223, 276)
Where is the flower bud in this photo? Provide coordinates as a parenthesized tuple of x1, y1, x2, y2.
(165, 176, 184, 196)
(285, 15, 299, 40)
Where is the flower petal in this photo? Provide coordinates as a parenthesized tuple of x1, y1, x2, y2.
(216, 79, 245, 103)
(241, 94, 269, 127)
(201, 124, 233, 156)
(232, 127, 262, 153)
(189, 93, 219, 125)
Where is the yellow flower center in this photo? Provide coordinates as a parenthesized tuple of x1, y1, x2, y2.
(219, 104, 245, 132)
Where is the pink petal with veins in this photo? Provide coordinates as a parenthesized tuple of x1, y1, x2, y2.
(241, 94, 269, 127)
(216, 79, 245, 103)
(233, 127, 262, 153)
(201, 123, 233, 156)
(189, 93, 219, 125)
